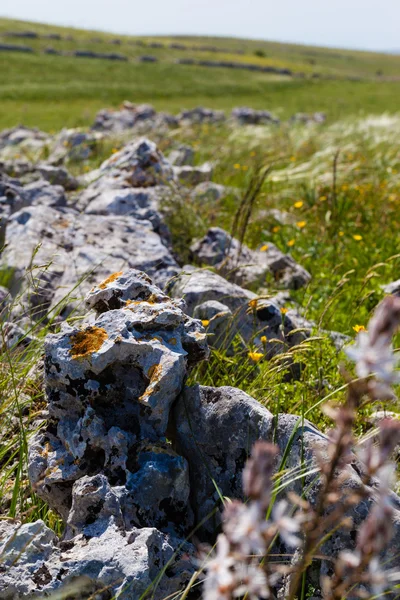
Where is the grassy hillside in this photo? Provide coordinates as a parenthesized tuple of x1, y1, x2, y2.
(0, 17, 400, 130)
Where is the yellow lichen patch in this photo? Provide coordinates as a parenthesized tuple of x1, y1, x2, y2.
(147, 363, 162, 380)
(98, 271, 123, 290)
(70, 326, 108, 359)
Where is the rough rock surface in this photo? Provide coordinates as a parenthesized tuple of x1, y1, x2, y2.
(178, 107, 226, 124)
(171, 383, 400, 575)
(0, 271, 209, 598)
(48, 129, 104, 164)
(1, 139, 182, 320)
(168, 144, 195, 166)
(29, 269, 208, 517)
(191, 227, 311, 289)
(173, 162, 213, 186)
(0, 500, 194, 600)
(168, 266, 309, 354)
(3, 205, 180, 319)
(383, 278, 400, 296)
(231, 107, 280, 125)
(36, 164, 79, 190)
(91, 102, 157, 132)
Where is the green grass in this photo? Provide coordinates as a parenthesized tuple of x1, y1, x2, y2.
(1, 17, 400, 130)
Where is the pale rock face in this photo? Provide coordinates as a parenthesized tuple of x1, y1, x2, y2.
(190, 226, 311, 290)
(29, 270, 208, 524)
(98, 138, 174, 188)
(48, 128, 104, 164)
(173, 162, 213, 186)
(3, 206, 180, 319)
(231, 106, 280, 125)
(178, 107, 226, 124)
(168, 144, 195, 166)
(168, 266, 309, 355)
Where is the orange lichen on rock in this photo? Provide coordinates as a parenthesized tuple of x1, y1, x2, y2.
(98, 271, 123, 290)
(70, 326, 108, 359)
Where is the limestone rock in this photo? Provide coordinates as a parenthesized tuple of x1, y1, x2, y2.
(191, 227, 311, 289)
(91, 102, 157, 133)
(168, 144, 195, 166)
(48, 129, 104, 164)
(178, 107, 226, 125)
(3, 206, 180, 319)
(173, 162, 213, 186)
(29, 270, 208, 520)
(382, 278, 400, 296)
(231, 107, 280, 125)
(190, 181, 229, 204)
(168, 266, 308, 354)
(82, 186, 171, 242)
(97, 138, 174, 188)
(36, 164, 79, 190)
(0, 510, 194, 599)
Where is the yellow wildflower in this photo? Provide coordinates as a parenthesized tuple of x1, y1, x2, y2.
(260, 244, 269, 251)
(111, 148, 118, 154)
(242, 165, 248, 171)
(338, 231, 344, 236)
(353, 234, 363, 241)
(248, 351, 264, 362)
(250, 151, 256, 157)
(319, 195, 327, 202)
(260, 335, 267, 343)
(294, 201, 303, 209)
(353, 324, 366, 333)
(248, 299, 258, 309)
(296, 221, 306, 229)
(201, 320, 210, 327)
(280, 307, 288, 315)
(287, 239, 295, 247)
(234, 163, 241, 169)
(272, 226, 280, 233)
(290, 156, 296, 162)
(389, 194, 397, 202)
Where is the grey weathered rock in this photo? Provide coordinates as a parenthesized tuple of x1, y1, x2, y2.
(168, 266, 308, 354)
(190, 181, 229, 204)
(93, 138, 174, 189)
(1, 321, 36, 350)
(168, 144, 195, 166)
(171, 384, 321, 534)
(191, 227, 311, 289)
(178, 107, 226, 125)
(36, 164, 79, 190)
(382, 278, 400, 296)
(29, 270, 208, 520)
(171, 382, 400, 577)
(231, 107, 280, 125)
(173, 163, 213, 186)
(91, 102, 157, 133)
(3, 205, 180, 319)
(0, 504, 194, 599)
(82, 186, 171, 241)
(48, 129, 104, 164)
(0, 126, 50, 151)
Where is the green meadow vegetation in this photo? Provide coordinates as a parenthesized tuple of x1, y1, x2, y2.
(0, 18, 400, 589)
(1, 17, 400, 129)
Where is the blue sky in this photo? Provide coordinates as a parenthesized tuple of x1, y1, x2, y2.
(2, 0, 399, 52)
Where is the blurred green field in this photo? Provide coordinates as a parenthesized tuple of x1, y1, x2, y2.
(1, 17, 400, 130)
